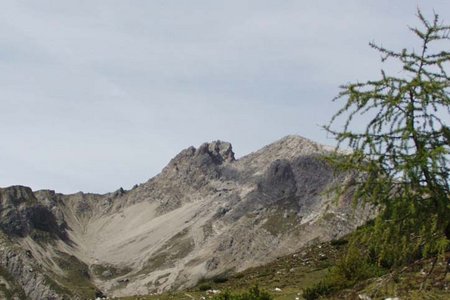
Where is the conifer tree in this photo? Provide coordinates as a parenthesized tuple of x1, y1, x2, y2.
(325, 10, 450, 265)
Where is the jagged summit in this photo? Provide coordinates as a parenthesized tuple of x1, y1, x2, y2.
(167, 135, 322, 173)
(202, 140, 235, 163)
(168, 140, 235, 168)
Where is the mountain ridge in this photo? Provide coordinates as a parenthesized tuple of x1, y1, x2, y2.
(0, 135, 370, 299)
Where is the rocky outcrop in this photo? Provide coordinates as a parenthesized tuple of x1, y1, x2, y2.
(0, 232, 63, 300)
(0, 186, 37, 236)
(0, 186, 66, 239)
(259, 159, 297, 198)
(0, 135, 371, 299)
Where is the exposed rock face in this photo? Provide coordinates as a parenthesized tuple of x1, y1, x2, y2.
(0, 136, 371, 299)
(0, 186, 66, 239)
(259, 159, 297, 197)
(202, 140, 235, 164)
(0, 186, 35, 236)
(0, 232, 63, 300)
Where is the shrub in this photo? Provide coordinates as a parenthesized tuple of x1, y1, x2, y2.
(198, 283, 212, 291)
(330, 239, 348, 247)
(302, 281, 334, 300)
(302, 243, 385, 299)
(212, 286, 273, 300)
(213, 274, 229, 283)
(332, 245, 384, 284)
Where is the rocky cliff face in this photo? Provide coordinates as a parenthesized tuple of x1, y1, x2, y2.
(0, 186, 67, 240)
(0, 135, 371, 299)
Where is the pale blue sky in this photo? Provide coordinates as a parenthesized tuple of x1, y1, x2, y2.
(1, 1, 449, 193)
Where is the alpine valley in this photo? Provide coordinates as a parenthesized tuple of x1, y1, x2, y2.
(0, 136, 371, 299)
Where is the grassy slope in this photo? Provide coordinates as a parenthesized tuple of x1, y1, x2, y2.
(116, 241, 343, 300)
(330, 252, 450, 300)
(0, 232, 27, 299)
(51, 251, 98, 299)
(0, 265, 27, 300)
(115, 239, 450, 300)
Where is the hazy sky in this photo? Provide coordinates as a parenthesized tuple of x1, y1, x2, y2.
(1, 1, 449, 193)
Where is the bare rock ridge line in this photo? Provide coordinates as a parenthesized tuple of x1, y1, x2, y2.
(0, 135, 370, 299)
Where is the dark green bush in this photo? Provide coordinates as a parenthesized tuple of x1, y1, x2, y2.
(302, 244, 385, 299)
(333, 246, 384, 284)
(302, 281, 334, 300)
(198, 283, 212, 291)
(212, 286, 273, 300)
(330, 239, 348, 247)
(213, 274, 229, 283)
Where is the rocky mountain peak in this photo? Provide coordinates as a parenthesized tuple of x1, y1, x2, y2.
(197, 140, 235, 164)
(268, 135, 328, 154)
(164, 140, 235, 174)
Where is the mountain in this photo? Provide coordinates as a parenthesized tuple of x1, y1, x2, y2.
(0, 135, 371, 299)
